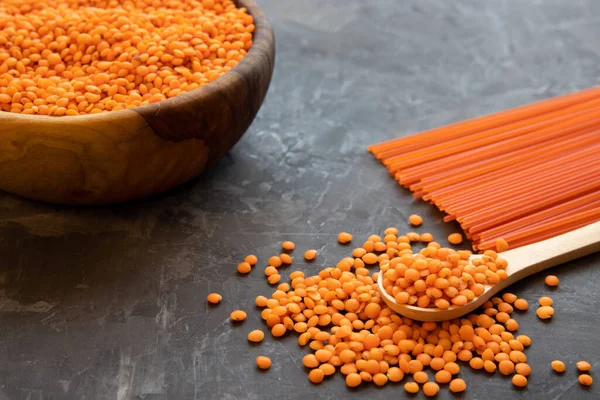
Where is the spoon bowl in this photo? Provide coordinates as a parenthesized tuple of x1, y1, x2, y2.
(378, 221, 600, 321)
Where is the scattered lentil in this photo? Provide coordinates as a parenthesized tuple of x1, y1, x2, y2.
(404, 382, 419, 394)
(408, 214, 423, 226)
(545, 275, 560, 287)
(514, 299, 529, 311)
(421, 233, 434, 242)
(499, 360, 515, 375)
(237, 262, 252, 274)
(423, 382, 440, 397)
(268, 256, 282, 267)
(449, 378, 467, 393)
(207, 293, 222, 304)
(448, 233, 463, 245)
(346, 373, 362, 388)
(551, 360, 565, 373)
(304, 249, 317, 261)
(577, 361, 592, 372)
(515, 363, 531, 377)
(256, 356, 271, 370)
(245, 255, 258, 265)
(539, 296, 553, 306)
(309, 368, 325, 384)
(230, 310, 246, 321)
(579, 374, 593, 386)
(512, 374, 528, 387)
(282, 241, 295, 251)
(243, 226, 556, 395)
(413, 371, 429, 384)
(338, 232, 353, 244)
(536, 306, 554, 320)
(248, 330, 265, 343)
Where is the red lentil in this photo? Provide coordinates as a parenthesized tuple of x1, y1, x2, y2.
(545, 275, 560, 287)
(579, 374, 593, 386)
(245, 226, 543, 394)
(207, 293, 222, 304)
(408, 214, 423, 226)
(551, 360, 565, 373)
(256, 356, 271, 370)
(282, 241, 295, 251)
(0, 0, 254, 115)
(577, 361, 592, 372)
(338, 232, 353, 244)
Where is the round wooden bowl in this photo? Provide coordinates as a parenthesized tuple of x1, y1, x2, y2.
(0, 0, 274, 205)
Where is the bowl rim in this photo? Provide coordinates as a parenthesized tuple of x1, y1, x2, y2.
(0, 0, 273, 127)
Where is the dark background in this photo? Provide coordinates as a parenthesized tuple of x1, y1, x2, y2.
(0, 0, 598, 399)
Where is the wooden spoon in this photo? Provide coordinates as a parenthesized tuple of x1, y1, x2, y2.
(378, 221, 600, 321)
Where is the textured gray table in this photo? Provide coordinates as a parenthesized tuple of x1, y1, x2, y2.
(0, 1, 599, 399)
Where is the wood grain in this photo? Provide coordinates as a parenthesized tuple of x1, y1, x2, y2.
(379, 221, 600, 321)
(0, 0, 275, 205)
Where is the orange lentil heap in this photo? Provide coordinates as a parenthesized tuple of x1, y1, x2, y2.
(0, 0, 254, 115)
(380, 242, 508, 309)
(254, 228, 533, 395)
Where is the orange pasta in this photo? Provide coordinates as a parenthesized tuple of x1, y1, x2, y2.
(369, 87, 600, 251)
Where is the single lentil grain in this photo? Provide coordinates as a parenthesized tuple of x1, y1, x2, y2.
(577, 361, 592, 372)
(256, 356, 271, 370)
(545, 275, 560, 287)
(515, 363, 531, 377)
(579, 374, 593, 386)
(423, 382, 440, 397)
(512, 374, 528, 387)
(421, 233, 434, 242)
(413, 371, 428, 384)
(449, 378, 467, 393)
(499, 360, 515, 375)
(230, 310, 246, 322)
(346, 373, 362, 388)
(517, 335, 532, 346)
(551, 360, 565, 373)
(408, 214, 423, 226)
(282, 241, 295, 251)
(484, 360, 497, 373)
(268, 256, 282, 267)
(539, 296, 553, 306)
(207, 293, 222, 304)
(338, 232, 353, 244)
(536, 306, 554, 320)
(245, 255, 258, 265)
(404, 382, 419, 394)
(237, 262, 251, 274)
(309, 368, 325, 384)
(470, 357, 484, 370)
(514, 299, 529, 310)
(248, 330, 265, 343)
(304, 250, 317, 261)
(435, 370, 452, 383)
(448, 233, 463, 245)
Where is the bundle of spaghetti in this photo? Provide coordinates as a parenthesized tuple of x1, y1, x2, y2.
(368, 87, 600, 252)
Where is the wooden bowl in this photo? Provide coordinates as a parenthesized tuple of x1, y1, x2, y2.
(0, 0, 274, 205)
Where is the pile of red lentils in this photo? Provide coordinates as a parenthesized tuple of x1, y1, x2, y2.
(0, 0, 253, 115)
(207, 217, 593, 396)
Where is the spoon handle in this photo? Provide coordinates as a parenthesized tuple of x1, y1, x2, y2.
(502, 220, 600, 283)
